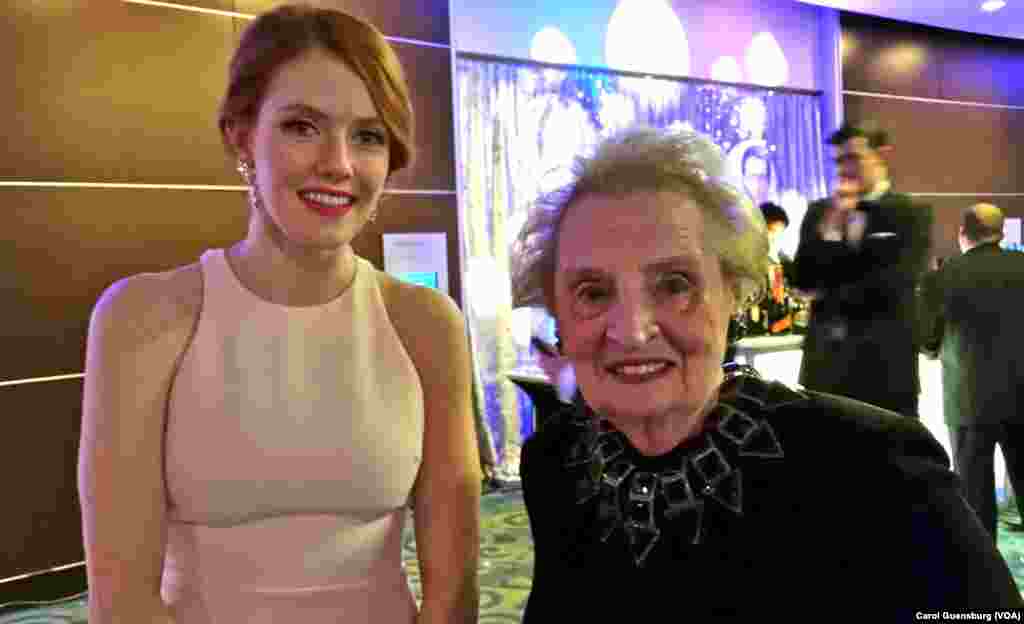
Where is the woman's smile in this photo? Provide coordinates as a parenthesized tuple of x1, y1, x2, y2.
(298, 189, 355, 218)
(604, 360, 676, 384)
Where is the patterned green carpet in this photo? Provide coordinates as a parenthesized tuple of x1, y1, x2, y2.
(3, 489, 1024, 623)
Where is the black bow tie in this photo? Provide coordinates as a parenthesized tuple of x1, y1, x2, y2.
(855, 199, 880, 213)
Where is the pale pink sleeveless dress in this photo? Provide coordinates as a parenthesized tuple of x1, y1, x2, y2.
(161, 249, 424, 623)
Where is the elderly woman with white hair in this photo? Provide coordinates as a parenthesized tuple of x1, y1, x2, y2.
(511, 125, 1021, 619)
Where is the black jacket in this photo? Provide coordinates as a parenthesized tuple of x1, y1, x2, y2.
(919, 241, 1024, 427)
(520, 376, 1020, 621)
(792, 191, 933, 410)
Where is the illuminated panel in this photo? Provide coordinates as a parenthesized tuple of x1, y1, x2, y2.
(530, 26, 577, 65)
(710, 56, 743, 84)
(605, 0, 690, 77)
(1003, 217, 1023, 251)
(394, 271, 439, 289)
(744, 31, 789, 87)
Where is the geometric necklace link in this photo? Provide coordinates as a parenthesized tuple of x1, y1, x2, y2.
(566, 372, 789, 567)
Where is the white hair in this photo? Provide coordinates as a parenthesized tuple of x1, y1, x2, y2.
(510, 124, 770, 316)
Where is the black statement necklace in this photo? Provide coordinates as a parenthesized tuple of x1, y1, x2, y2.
(564, 370, 802, 567)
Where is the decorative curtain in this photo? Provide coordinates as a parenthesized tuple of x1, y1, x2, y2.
(456, 54, 827, 477)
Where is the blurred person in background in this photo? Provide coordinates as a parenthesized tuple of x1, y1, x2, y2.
(920, 203, 1024, 541)
(792, 121, 933, 418)
(760, 201, 789, 261)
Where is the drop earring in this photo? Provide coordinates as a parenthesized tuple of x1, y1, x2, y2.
(236, 159, 254, 183)
(236, 159, 262, 213)
(369, 194, 388, 223)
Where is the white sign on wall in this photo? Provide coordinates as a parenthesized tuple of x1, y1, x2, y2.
(1004, 217, 1021, 247)
(382, 233, 449, 295)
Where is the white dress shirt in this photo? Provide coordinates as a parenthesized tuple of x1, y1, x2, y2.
(844, 179, 890, 246)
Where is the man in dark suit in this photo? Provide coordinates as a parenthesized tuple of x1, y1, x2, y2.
(919, 203, 1024, 541)
(792, 121, 933, 417)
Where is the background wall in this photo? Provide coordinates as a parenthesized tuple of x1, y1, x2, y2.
(840, 11, 1024, 262)
(451, 0, 826, 91)
(0, 0, 456, 602)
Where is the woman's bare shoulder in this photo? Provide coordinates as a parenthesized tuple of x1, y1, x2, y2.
(91, 262, 203, 344)
(376, 269, 464, 342)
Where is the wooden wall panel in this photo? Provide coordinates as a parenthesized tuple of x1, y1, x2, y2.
(387, 43, 456, 192)
(0, 3, 454, 188)
(0, 1, 236, 184)
(843, 94, 1024, 196)
(934, 41, 1024, 108)
(224, 0, 451, 44)
(0, 379, 85, 579)
(840, 13, 941, 99)
(0, 187, 247, 381)
(842, 11, 1024, 107)
(0, 566, 87, 607)
(353, 194, 463, 308)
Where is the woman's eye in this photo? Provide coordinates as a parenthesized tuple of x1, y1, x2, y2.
(353, 128, 388, 146)
(576, 285, 610, 303)
(571, 283, 613, 319)
(282, 120, 318, 137)
(659, 273, 694, 295)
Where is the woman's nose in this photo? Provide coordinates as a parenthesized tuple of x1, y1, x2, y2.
(605, 296, 660, 347)
(318, 136, 354, 181)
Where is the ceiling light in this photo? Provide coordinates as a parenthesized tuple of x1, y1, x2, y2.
(981, 0, 1007, 12)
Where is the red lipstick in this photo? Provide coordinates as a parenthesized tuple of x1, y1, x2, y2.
(298, 188, 355, 218)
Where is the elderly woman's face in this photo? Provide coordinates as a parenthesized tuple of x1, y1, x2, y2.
(554, 191, 735, 426)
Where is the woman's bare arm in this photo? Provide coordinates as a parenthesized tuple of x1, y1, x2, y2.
(78, 266, 200, 624)
(382, 275, 482, 624)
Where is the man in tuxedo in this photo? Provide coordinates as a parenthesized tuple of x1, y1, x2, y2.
(792, 121, 933, 417)
(919, 203, 1024, 540)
